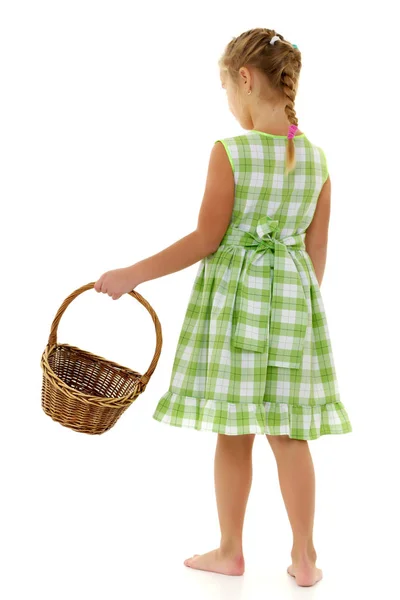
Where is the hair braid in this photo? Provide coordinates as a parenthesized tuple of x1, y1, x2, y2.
(281, 54, 301, 175)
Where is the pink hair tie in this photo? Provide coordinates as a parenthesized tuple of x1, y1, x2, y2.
(287, 124, 298, 139)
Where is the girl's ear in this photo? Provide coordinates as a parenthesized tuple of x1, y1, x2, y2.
(238, 67, 251, 92)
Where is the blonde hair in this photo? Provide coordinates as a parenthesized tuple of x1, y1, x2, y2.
(219, 28, 302, 175)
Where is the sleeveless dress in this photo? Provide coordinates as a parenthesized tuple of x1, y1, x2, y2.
(152, 131, 353, 440)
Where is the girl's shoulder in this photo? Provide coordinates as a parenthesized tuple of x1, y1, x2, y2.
(214, 132, 258, 170)
(214, 134, 249, 174)
(215, 131, 257, 146)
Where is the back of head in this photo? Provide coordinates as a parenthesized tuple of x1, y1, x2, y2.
(219, 28, 302, 175)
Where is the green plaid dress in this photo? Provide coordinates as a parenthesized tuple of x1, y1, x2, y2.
(152, 131, 352, 440)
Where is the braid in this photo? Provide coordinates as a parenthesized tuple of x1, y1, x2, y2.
(281, 54, 300, 175)
(282, 64, 299, 127)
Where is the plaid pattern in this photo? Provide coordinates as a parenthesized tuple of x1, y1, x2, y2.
(153, 132, 352, 440)
(225, 215, 309, 365)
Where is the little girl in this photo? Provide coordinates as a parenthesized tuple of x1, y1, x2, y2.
(94, 27, 352, 587)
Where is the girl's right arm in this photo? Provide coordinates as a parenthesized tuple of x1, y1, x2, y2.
(305, 176, 331, 286)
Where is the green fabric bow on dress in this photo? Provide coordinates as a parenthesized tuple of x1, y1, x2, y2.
(223, 215, 309, 369)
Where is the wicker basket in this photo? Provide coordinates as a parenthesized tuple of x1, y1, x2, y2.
(40, 282, 162, 435)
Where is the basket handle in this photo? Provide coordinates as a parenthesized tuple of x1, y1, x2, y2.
(47, 282, 162, 386)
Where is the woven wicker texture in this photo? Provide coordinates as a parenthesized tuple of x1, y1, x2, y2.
(40, 282, 162, 435)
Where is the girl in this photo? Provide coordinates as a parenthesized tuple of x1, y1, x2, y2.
(94, 28, 352, 587)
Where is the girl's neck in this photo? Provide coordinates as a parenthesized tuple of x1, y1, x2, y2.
(251, 111, 299, 136)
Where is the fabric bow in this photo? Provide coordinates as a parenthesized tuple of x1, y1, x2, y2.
(226, 215, 309, 369)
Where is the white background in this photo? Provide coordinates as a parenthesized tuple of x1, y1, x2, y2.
(1, 1, 399, 598)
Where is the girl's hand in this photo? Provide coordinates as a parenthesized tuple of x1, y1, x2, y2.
(94, 266, 141, 300)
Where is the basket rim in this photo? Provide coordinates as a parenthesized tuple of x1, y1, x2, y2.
(41, 342, 146, 407)
(46, 282, 162, 385)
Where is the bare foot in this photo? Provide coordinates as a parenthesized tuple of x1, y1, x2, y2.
(184, 548, 245, 576)
(287, 560, 323, 587)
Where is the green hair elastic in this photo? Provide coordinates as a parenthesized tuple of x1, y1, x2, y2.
(293, 44, 298, 49)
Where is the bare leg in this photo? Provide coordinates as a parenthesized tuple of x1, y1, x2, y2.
(184, 432, 255, 576)
(266, 434, 323, 587)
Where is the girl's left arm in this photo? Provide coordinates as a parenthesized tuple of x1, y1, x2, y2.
(94, 141, 234, 299)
